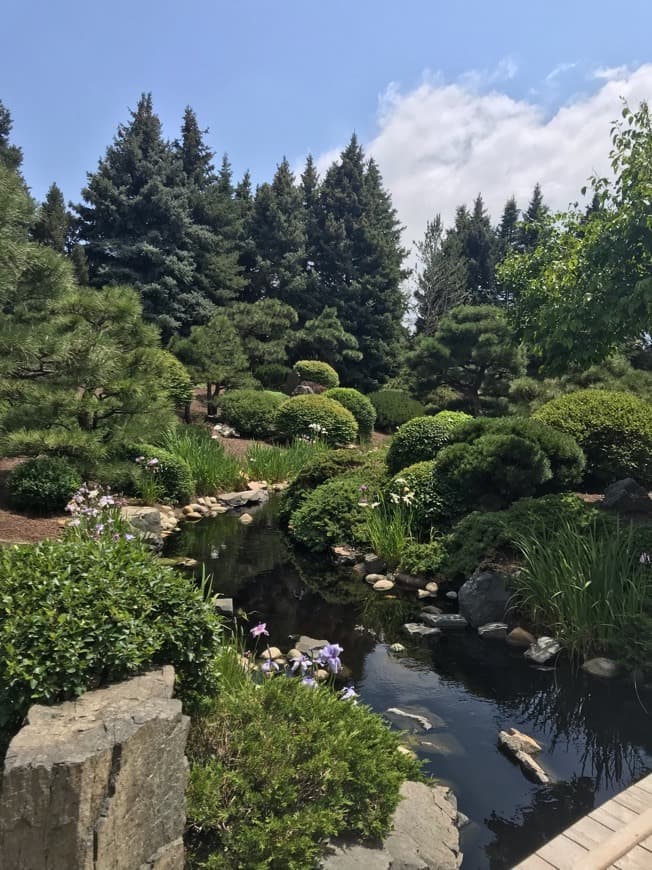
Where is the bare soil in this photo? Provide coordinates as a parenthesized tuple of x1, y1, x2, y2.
(0, 458, 66, 544)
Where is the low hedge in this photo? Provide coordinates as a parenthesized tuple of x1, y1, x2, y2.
(294, 360, 340, 389)
(275, 394, 358, 447)
(386, 412, 471, 474)
(369, 390, 425, 432)
(219, 389, 285, 439)
(8, 456, 82, 514)
(325, 388, 377, 441)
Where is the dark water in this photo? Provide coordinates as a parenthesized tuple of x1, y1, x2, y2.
(166, 499, 652, 870)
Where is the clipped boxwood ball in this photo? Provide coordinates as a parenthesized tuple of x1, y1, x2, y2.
(293, 360, 339, 389)
(275, 394, 358, 447)
(386, 412, 471, 474)
(369, 390, 425, 432)
(325, 387, 376, 441)
(8, 456, 82, 514)
(219, 389, 285, 439)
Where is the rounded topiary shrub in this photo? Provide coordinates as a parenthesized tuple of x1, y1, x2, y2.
(8, 456, 82, 514)
(534, 390, 652, 485)
(325, 387, 377, 441)
(293, 360, 339, 390)
(279, 449, 370, 524)
(289, 474, 369, 551)
(219, 389, 285, 439)
(275, 394, 358, 447)
(391, 460, 446, 533)
(386, 412, 472, 474)
(455, 416, 586, 491)
(369, 390, 425, 432)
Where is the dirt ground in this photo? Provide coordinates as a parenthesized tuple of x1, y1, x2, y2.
(0, 458, 66, 544)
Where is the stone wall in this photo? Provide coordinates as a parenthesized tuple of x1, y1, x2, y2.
(0, 667, 189, 870)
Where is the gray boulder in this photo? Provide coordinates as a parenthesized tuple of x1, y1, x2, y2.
(421, 613, 468, 631)
(121, 505, 162, 542)
(219, 489, 269, 509)
(582, 657, 621, 678)
(403, 623, 442, 639)
(524, 636, 561, 664)
(364, 553, 387, 575)
(458, 571, 511, 628)
(395, 572, 428, 590)
(602, 478, 652, 514)
(478, 622, 508, 640)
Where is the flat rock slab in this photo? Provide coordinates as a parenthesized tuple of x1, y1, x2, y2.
(478, 622, 508, 640)
(403, 623, 442, 638)
(321, 781, 462, 869)
(218, 489, 269, 508)
(524, 636, 561, 664)
(582, 656, 621, 678)
(214, 597, 234, 616)
(295, 635, 330, 655)
(422, 613, 468, 630)
(121, 505, 162, 537)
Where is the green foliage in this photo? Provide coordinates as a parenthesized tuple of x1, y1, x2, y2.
(227, 299, 298, 372)
(291, 307, 362, 370)
(289, 475, 371, 551)
(275, 394, 358, 447)
(391, 461, 444, 534)
(386, 412, 471, 474)
(219, 389, 285, 439)
(157, 350, 193, 408)
(279, 449, 372, 523)
(369, 390, 425, 432)
(362, 480, 415, 569)
(158, 427, 242, 495)
(513, 518, 652, 663)
(127, 444, 194, 503)
(325, 387, 376, 441)
(455, 416, 586, 491)
(0, 535, 221, 731)
(253, 363, 292, 391)
(244, 440, 326, 485)
(294, 359, 339, 389)
(534, 389, 652, 485)
(398, 539, 446, 577)
(413, 214, 468, 335)
(7, 456, 81, 514)
(187, 646, 418, 870)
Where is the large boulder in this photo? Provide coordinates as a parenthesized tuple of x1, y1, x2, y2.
(458, 570, 512, 628)
(602, 478, 652, 514)
(121, 505, 162, 539)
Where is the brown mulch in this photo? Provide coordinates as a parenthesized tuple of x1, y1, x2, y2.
(0, 458, 66, 544)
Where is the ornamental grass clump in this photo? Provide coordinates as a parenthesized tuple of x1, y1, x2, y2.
(159, 427, 241, 495)
(245, 439, 326, 484)
(361, 478, 415, 569)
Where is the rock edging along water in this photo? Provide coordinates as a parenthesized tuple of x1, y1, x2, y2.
(321, 780, 462, 869)
(0, 667, 188, 870)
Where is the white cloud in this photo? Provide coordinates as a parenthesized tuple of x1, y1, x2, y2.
(593, 65, 631, 81)
(314, 63, 652, 254)
(545, 61, 578, 83)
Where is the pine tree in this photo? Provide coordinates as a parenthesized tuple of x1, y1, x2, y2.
(0, 100, 23, 173)
(75, 93, 202, 337)
(31, 183, 70, 253)
(519, 183, 549, 252)
(498, 196, 520, 251)
(463, 194, 499, 304)
(314, 137, 409, 389)
(178, 106, 215, 188)
(291, 306, 361, 367)
(414, 215, 468, 335)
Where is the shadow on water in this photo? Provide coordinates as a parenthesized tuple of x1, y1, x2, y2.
(166, 497, 652, 870)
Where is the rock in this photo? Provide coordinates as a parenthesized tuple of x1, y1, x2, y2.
(425, 581, 439, 594)
(239, 512, 253, 524)
(403, 623, 442, 639)
(219, 489, 269, 509)
(524, 636, 561, 664)
(373, 579, 395, 592)
(259, 647, 283, 660)
(478, 622, 508, 640)
(364, 553, 386, 574)
(212, 422, 239, 438)
(582, 657, 621, 678)
(395, 572, 428, 590)
(602, 477, 652, 514)
(214, 597, 234, 617)
(386, 707, 433, 731)
(498, 727, 542, 755)
(417, 589, 436, 599)
(457, 812, 470, 828)
(397, 745, 418, 760)
(247, 479, 268, 490)
(421, 605, 443, 616)
(351, 562, 368, 579)
(295, 635, 330, 655)
(321, 781, 461, 870)
(185, 511, 203, 521)
(365, 573, 387, 585)
(121, 505, 162, 539)
(315, 668, 329, 682)
(210, 505, 228, 515)
(506, 627, 536, 648)
(458, 570, 511, 628)
(293, 383, 315, 395)
(421, 613, 468, 630)
(332, 545, 361, 566)
(0, 668, 188, 870)
(389, 643, 406, 653)
(446, 591, 458, 600)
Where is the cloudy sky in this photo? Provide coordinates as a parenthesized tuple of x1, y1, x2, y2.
(3, 0, 652, 250)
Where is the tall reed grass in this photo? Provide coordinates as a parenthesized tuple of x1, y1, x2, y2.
(159, 427, 242, 495)
(245, 439, 326, 484)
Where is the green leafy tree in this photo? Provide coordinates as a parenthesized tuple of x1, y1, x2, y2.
(409, 304, 525, 415)
(291, 306, 361, 368)
(75, 93, 201, 337)
(413, 215, 468, 335)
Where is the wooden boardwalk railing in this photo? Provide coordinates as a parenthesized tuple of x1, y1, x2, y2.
(514, 772, 652, 869)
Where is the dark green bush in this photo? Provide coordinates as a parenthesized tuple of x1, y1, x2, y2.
(391, 461, 446, 533)
(293, 360, 339, 389)
(0, 536, 221, 731)
(398, 539, 447, 577)
(279, 449, 371, 523)
(254, 363, 292, 391)
(219, 389, 285, 439)
(325, 387, 377, 441)
(129, 444, 194, 503)
(386, 412, 471, 474)
(187, 654, 418, 870)
(7, 456, 81, 514)
(92, 460, 139, 496)
(289, 475, 370, 551)
(369, 390, 425, 431)
(534, 389, 652, 485)
(455, 416, 586, 491)
(275, 394, 358, 447)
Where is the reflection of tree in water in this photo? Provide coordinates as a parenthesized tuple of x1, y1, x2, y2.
(485, 777, 596, 870)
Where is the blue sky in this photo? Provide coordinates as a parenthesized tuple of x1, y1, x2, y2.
(3, 0, 652, 239)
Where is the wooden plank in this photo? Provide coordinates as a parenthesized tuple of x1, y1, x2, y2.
(612, 844, 652, 870)
(573, 807, 652, 870)
(538, 832, 590, 869)
(613, 785, 651, 815)
(634, 775, 652, 797)
(513, 853, 557, 869)
(563, 815, 615, 850)
(592, 802, 639, 831)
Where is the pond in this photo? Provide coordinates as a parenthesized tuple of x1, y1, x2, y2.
(165, 498, 652, 870)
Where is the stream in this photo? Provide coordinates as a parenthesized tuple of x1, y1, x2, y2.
(165, 498, 652, 870)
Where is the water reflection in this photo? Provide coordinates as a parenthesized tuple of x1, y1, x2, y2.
(166, 500, 652, 870)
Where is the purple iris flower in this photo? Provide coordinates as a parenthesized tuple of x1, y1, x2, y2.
(261, 659, 279, 673)
(290, 654, 310, 675)
(124, 533, 135, 541)
(301, 677, 317, 687)
(340, 686, 358, 701)
(250, 622, 269, 638)
(320, 642, 343, 674)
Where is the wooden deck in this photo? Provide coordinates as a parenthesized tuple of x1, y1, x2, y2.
(514, 772, 652, 870)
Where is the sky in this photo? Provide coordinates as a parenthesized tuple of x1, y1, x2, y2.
(3, 0, 652, 251)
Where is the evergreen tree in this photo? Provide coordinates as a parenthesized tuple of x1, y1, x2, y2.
(31, 183, 70, 253)
(518, 183, 549, 252)
(291, 306, 361, 368)
(463, 194, 499, 303)
(75, 93, 202, 337)
(413, 215, 468, 335)
(314, 137, 408, 389)
(498, 196, 520, 251)
(227, 298, 298, 372)
(0, 100, 23, 173)
(178, 106, 215, 188)
(300, 154, 322, 318)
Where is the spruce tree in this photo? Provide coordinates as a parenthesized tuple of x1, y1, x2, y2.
(519, 183, 549, 252)
(31, 183, 70, 253)
(0, 100, 23, 173)
(498, 196, 520, 251)
(314, 137, 408, 389)
(414, 215, 468, 335)
(75, 93, 201, 337)
(463, 194, 499, 304)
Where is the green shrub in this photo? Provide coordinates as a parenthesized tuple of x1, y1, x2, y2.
(275, 394, 358, 447)
(455, 416, 586, 491)
(534, 389, 652, 485)
(254, 363, 292, 391)
(158, 427, 241, 495)
(391, 461, 445, 534)
(219, 389, 285, 439)
(290, 475, 371, 551)
(127, 444, 194, 503)
(0, 536, 221, 731)
(293, 360, 339, 389)
(92, 461, 139, 496)
(369, 390, 425, 432)
(279, 449, 372, 523)
(386, 412, 471, 474)
(325, 387, 377, 441)
(7, 456, 81, 514)
(187, 646, 418, 870)
(398, 539, 447, 576)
